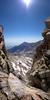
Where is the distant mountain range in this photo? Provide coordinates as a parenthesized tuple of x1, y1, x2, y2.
(8, 41, 43, 56)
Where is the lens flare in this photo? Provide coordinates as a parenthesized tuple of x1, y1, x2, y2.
(22, 0, 32, 7)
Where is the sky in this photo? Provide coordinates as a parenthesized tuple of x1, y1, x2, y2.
(0, 0, 50, 46)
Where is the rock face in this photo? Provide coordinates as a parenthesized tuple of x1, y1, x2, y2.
(0, 25, 13, 74)
(0, 25, 7, 55)
(0, 25, 14, 100)
(33, 18, 50, 62)
(28, 18, 50, 91)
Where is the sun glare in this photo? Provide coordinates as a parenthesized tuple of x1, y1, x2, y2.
(22, 0, 32, 7)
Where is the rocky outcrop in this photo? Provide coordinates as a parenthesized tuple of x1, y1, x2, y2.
(28, 18, 50, 91)
(33, 18, 50, 63)
(0, 25, 13, 74)
(0, 25, 14, 99)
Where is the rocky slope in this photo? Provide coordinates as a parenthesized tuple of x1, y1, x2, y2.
(8, 54, 33, 83)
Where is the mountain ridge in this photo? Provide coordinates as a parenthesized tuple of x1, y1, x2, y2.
(8, 41, 43, 55)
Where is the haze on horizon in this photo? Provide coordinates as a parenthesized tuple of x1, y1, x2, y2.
(0, 0, 50, 46)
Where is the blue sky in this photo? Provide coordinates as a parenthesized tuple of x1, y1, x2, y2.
(0, 0, 50, 46)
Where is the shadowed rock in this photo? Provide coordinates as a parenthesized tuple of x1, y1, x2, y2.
(28, 17, 50, 91)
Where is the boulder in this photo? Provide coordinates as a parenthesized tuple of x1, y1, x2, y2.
(8, 73, 50, 100)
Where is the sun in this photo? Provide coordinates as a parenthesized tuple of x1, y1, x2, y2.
(22, 0, 32, 7)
